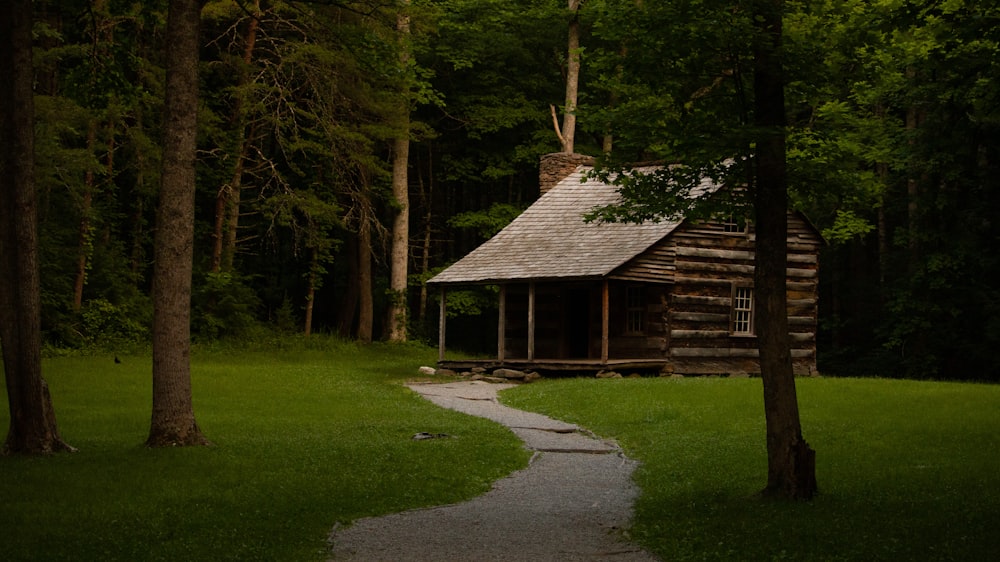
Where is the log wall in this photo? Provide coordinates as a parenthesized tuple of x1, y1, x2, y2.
(613, 212, 821, 375)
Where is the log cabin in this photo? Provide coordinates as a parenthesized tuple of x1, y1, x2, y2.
(428, 152, 822, 376)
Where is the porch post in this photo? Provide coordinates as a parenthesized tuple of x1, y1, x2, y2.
(601, 279, 609, 363)
(497, 284, 506, 362)
(438, 287, 446, 362)
(527, 281, 536, 361)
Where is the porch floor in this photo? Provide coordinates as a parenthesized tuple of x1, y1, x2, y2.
(437, 358, 671, 376)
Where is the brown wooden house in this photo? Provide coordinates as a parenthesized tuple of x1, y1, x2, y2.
(428, 153, 823, 376)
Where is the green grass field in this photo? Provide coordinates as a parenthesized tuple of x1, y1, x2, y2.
(3, 343, 998, 561)
(502, 376, 1000, 561)
(0, 340, 529, 561)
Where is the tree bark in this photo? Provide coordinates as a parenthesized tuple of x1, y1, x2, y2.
(0, 0, 74, 455)
(147, 0, 209, 448)
(752, 0, 816, 500)
(73, 121, 98, 312)
(387, 4, 411, 343)
(304, 247, 317, 337)
(357, 217, 374, 344)
(417, 158, 433, 325)
(337, 232, 360, 337)
(212, 2, 259, 274)
(560, 0, 582, 153)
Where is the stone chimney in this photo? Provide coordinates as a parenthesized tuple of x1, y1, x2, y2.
(538, 152, 595, 195)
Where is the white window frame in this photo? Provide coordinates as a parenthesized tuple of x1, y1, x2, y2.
(731, 285, 754, 336)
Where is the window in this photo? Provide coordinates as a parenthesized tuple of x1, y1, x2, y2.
(626, 286, 645, 334)
(722, 213, 750, 234)
(732, 286, 754, 335)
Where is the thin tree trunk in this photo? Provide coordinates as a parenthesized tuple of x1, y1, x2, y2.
(905, 76, 923, 274)
(304, 247, 317, 336)
(148, 0, 209, 448)
(73, 120, 98, 311)
(387, 1, 411, 343)
(753, 0, 815, 500)
(337, 232, 360, 337)
(388, 133, 409, 341)
(417, 158, 433, 324)
(130, 103, 148, 277)
(0, 0, 74, 455)
(213, 2, 260, 273)
(357, 218, 374, 344)
(560, 0, 582, 153)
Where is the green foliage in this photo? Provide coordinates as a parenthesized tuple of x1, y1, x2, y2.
(821, 209, 876, 244)
(504, 377, 1000, 561)
(0, 344, 529, 561)
(585, 160, 751, 225)
(79, 298, 151, 350)
(191, 272, 263, 340)
(20, 0, 1000, 380)
(442, 286, 498, 318)
(447, 202, 525, 239)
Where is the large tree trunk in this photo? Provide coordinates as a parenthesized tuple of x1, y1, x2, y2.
(147, 0, 209, 448)
(0, 0, 74, 455)
(753, 0, 816, 500)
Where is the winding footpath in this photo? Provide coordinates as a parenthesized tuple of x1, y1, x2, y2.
(327, 380, 660, 561)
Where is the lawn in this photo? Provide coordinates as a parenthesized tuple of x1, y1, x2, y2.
(4, 346, 998, 561)
(0, 340, 530, 561)
(501, 376, 1000, 561)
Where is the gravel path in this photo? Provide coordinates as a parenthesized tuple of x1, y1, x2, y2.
(327, 380, 659, 561)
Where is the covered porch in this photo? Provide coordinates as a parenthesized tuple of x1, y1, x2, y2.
(435, 279, 669, 372)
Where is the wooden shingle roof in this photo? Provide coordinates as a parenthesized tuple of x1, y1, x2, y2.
(429, 165, 721, 285)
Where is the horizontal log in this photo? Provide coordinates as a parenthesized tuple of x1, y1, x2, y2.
(670, 312, 730, 323)
(674, 246, 817, 266)
(787, 267, 818, 279)
(671, 347, 815, 358)
(675, 246, 754, 261)
(670, 329, 731, 338)
(672, 294, 731, 306)
(787, 253, 818, 264)
(673, 277, 737, 287)
(677, 260, 756, 275)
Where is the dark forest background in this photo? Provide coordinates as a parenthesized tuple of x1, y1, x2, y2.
(24, 0, 1000, 381)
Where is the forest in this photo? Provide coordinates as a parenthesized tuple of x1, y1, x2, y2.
(12, 0, 1000, 381)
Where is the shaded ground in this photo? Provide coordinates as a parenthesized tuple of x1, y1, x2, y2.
(327, 381, 659, 561)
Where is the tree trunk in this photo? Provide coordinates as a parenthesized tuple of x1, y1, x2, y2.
(387, 4, 411, 343)
(752, 0, 816, 500)
(417, 161, 433, 324)
(560, 0, 582, 153)
(0, 0, 74, 455)
(304, 247, 317, 337)
(905, 73, 923, 274)
(357, 218, 374, 344)
(213, 2, 259, 274)
(147, 0, 209, 448)
(387, 134, 409, 341)
(337, 232, 360, 337)
(73, 120, 98, 311)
